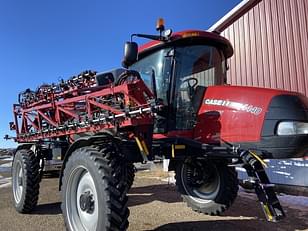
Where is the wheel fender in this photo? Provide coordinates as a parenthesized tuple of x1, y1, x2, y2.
(59, 133, 116, 190)
(15, 144, 35, 157)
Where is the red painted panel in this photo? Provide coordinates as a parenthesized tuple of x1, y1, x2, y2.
(194, 85, 297, 143)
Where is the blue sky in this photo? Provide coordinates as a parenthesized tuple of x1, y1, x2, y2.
(0, 0, 241, 148)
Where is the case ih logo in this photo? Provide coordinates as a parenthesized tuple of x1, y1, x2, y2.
(204, 99, 262, 116)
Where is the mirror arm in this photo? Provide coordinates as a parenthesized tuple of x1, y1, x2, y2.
(131, 33, 167, 41)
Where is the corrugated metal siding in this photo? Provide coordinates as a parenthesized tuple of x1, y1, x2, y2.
(221, 0, 308, 96)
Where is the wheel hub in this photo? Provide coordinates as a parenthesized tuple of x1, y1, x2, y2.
(66, 168, 99, 231)
(182, 160, 221, 201)
(17, 176, 23, 186)
(79, 191, 94, 214)
(187, 163, 211, 187)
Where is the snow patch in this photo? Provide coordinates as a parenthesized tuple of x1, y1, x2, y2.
(0, 182, 11, 189)
(0, 176, 11, 188)
(0, 162, 12, 168)
(161, 176, 176, 184)
(0, 156, 12, 160)
(2, 157, 13, 161)
(0, 158, 12, 173)
(161, 172, 176, 184)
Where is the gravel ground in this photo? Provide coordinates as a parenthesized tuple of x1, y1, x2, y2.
(0, 159, 308, 231)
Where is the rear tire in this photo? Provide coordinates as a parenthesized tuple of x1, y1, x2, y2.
(175, 158, 238, 215)
(12, 149, 40, 213)
(61, 145, 129, 231)
(125, 163, 135, 191)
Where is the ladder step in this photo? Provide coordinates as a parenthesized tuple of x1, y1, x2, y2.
(260, 183, 275, 188)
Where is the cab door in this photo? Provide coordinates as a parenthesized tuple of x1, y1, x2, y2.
(169, 45, 226, 131)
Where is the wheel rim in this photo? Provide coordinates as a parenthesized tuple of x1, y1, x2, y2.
(66, 166, 98, 231)
(181, 160, 220, 203)
(13, 160, 24, 204)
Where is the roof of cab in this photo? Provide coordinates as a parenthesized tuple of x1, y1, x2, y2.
(138, 30, 233, 59)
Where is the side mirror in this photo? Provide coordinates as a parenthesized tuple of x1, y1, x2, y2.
(122, 42, 138, 68)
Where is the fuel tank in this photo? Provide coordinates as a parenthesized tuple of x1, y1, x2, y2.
(194, 85, 308, 159)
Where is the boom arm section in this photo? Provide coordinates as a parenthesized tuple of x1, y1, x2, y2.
(12, 70, 156, 143)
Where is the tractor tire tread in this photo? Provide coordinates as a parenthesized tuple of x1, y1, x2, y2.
(12, 149, 40, 213)
(61, 143, 129, 231)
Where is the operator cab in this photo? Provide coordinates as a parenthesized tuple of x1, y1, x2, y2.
(123, 20, 233, 134)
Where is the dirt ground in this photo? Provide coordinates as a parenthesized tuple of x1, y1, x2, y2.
(0, 159, 308, 231)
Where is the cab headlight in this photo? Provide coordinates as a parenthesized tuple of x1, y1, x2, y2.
(277, 121, 308, 135)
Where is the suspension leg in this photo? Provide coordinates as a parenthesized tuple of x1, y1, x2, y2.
(240, 151, 285, 222)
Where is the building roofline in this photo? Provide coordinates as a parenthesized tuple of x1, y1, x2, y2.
(208, 0, 262, 33)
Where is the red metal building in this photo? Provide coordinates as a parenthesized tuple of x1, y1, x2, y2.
(209, 0, 308, 96)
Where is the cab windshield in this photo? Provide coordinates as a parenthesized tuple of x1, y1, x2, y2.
(130, 44, 226, 131)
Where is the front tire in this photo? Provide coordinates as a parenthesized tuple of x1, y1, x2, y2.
(175, 158, 238, 215)
(12, 149, 40, 213)
(61, 145, 129, 231)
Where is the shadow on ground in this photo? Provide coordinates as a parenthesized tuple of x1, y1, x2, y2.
(128, 184, 181, 207)
(151, 217, 308, 231)
(33, 202, 62, 215)
(129, 184, 308, 231)
(153, 220, 258, 231)
(11, 181, 308, 231)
